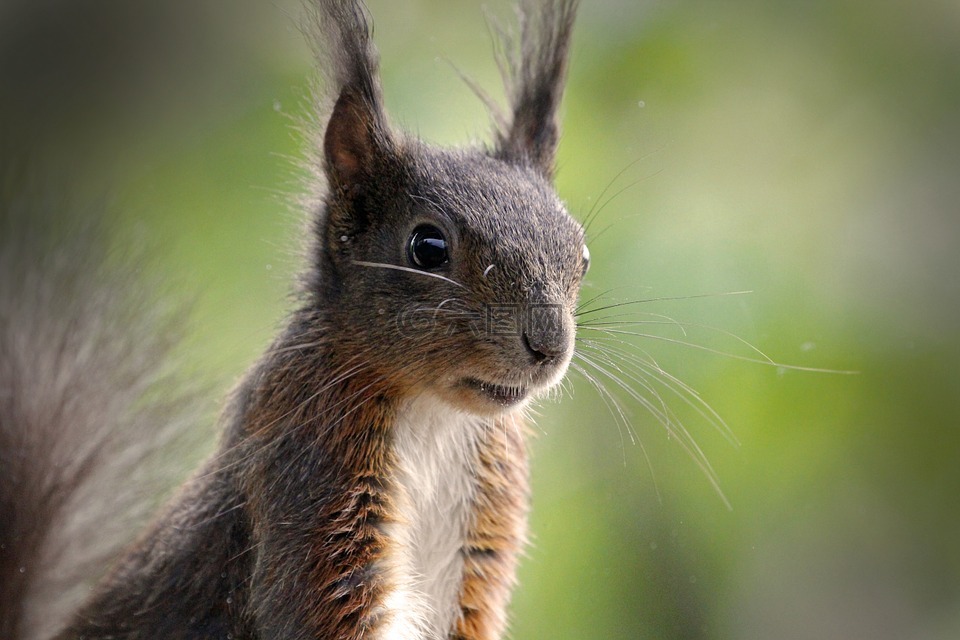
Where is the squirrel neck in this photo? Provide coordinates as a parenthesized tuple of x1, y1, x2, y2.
(226, 309, 526, 638)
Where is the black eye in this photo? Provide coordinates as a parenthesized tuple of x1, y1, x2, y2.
(582, 243, 591, 274)
(408, 224, 449, 270)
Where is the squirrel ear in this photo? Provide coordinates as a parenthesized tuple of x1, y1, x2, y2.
(494, 0, 578, 180)
(323, 89, 389, 195)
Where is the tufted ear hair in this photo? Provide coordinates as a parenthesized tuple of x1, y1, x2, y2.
(493, 0, 578, 181)
(312, 1, 393, 198)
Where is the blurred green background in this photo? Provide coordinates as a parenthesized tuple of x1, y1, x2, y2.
(5, 0, 959, 638)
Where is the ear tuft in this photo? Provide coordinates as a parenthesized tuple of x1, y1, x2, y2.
(493, 0, 579, 180)
(312, 1, 392, 197)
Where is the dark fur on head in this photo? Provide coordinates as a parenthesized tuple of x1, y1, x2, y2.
(308, 0, 585, 414)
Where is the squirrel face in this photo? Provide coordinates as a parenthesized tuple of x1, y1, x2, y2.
(407, 147, 585, 413)
(316, 135, 586, 417)
(310, 0, 582, 416)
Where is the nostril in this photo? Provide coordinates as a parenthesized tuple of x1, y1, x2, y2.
(522, 332, 556, 363)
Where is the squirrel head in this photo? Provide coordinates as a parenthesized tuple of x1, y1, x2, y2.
(309, 1, 582, 416)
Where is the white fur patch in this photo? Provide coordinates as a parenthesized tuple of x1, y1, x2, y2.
(377, 394, 484, 639)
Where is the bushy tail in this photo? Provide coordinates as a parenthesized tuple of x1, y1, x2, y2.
(0, 162, 202, 640)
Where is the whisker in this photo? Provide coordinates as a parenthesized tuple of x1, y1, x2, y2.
(575, 288, 623, 315)
(583, 319, 774, 365)
(575, 350, 668, 438)
(581, 147, 666, 235)
(579, 327, 857, 374)
(576, 290, 755, 318)
(569, 360, 633, 469)
(571, 356, 668, 502)
(262, 338, 327, 356)
(586, 212, 649, 245)
(575, 286, 671, 315)
(578, 313, 690, 337)
(579, 337, 737, 446)
(353, 260, 466, 289)
(577, 347, 730, 508)
(586, 169, 664, 236)
(576, 346, 715, 469)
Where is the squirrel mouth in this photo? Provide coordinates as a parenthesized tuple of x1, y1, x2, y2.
(460, 378, 528, 407)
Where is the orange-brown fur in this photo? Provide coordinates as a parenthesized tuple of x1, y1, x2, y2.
(454, 414, 530, 640)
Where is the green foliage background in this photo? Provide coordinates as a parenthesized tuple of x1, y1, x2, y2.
(9, 0, 959, 637)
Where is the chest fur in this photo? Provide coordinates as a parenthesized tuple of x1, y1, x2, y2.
(379, 396, 484, 639)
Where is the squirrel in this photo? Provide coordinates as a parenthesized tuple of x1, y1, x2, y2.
(0, 1, 584, 638)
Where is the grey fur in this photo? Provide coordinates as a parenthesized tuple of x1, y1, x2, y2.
(0, 164, 202, 640)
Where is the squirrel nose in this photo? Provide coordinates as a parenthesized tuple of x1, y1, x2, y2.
(521, 292, 572, 364)
(522, 327, 568, 364)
